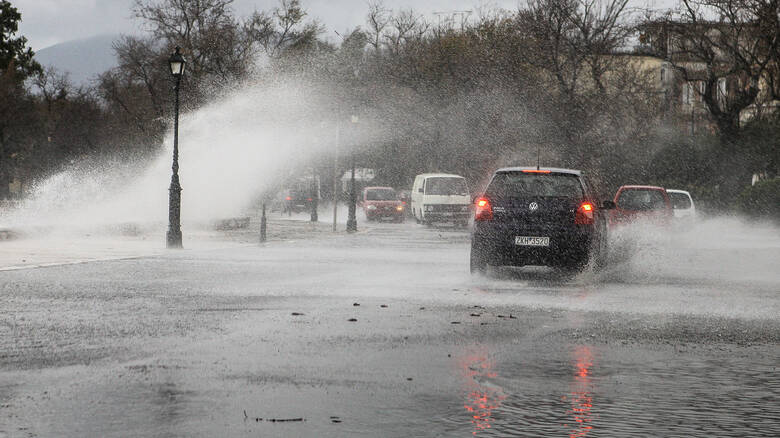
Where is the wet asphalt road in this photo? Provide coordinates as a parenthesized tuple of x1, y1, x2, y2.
(1, 217, 779, 437)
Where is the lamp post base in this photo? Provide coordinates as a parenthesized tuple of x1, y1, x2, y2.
(166, 230, 182, 248)
(260, 202, 267, 243)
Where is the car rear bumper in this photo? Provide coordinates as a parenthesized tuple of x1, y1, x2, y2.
(424, 212, 471, 222)
(366, 210, 404, 219)
(472, 222, 595, 267)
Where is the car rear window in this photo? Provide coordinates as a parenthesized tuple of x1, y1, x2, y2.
(617, 189, 667, 211)
(365, 189, 396, 201)
(485, 172, 584, 199)
(425, 177, 468, 196)
(669, 192, 692, 209)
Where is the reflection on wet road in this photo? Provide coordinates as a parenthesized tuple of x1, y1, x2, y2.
(567, 346, 594, 438)
(459, 349, 506, 435)
(438, 342, 780, 437)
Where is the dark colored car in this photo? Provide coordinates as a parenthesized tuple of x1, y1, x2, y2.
(470, 167, 613, 273)
(362, 187, 405, 222)
(281, 189, 314, 215)
(609, 185, 673, 227)
(397, 189, 412, 217)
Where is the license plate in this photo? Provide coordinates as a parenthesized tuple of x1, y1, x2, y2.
(515, 236, 550, 246)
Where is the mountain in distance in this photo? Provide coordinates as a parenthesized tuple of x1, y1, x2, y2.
(35, 34, 119, 87)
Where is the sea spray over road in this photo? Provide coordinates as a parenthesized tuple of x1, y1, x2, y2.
(603, 216, 780, 288)
(0, 79, 379, 235)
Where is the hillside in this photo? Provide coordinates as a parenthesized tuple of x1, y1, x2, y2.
(35, 34, 119, 86)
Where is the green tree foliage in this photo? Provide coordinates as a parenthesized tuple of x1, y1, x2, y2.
(0, 0, 41, 78)
(0, 0, 41, 197)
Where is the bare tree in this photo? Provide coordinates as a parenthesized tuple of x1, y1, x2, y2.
(366, 1, 391, 52)
(643, 0, 780, 140)
(245, 0, 324, 58)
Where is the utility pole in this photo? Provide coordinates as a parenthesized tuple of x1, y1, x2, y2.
(310, 168, 318, 222)
(332, 122, 340, 232)
(260, 201, 267, 243)
(346, 115, 359, 233)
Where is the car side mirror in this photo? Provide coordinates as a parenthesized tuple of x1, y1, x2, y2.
(601, 200, 616, 210)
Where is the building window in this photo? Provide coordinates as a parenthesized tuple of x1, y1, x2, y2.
(718, 77, 727, 107)
(682, 82, 693, 105)
(683, 81, 706, 105)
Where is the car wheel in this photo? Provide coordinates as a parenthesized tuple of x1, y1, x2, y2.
(561, 257, 588, 274)
(470, 244, 488, 274)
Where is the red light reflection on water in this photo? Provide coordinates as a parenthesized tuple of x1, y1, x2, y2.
(564, 345, 595, 437)
(459, 352, 506, 435)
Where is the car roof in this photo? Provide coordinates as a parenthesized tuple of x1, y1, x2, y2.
(494, 167, 582, 176)
(415, 173, 466, 178)
(363, 186, 395, 191)
(618, 185, 666, 191)
(665, 189, 691, 195)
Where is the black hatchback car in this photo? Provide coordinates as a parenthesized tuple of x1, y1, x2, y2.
(470, 167, 613, 273)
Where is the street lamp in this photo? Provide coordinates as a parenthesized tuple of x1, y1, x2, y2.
(346, 114, 359, 233)
(167, 47, 185, 248)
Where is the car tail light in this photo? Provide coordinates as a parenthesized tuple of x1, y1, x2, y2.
(475, 197, 493, 221)
(307, 198, 313, 202)
(285, 196, 292, 201)
(522, 169, 551, 174)
(575, 202, 594, 225)
(396, 205, 404, 211)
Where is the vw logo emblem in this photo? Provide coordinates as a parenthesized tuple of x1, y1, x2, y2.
(528, 202, 539, 211)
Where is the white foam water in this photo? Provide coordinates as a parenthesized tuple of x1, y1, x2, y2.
(1, 79, 378, 235)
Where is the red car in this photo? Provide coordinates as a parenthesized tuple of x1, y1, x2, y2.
(609, 185, 673, 226)
(361, 187, 405, 222)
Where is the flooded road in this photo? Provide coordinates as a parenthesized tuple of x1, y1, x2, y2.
(1, 217, 778, 436)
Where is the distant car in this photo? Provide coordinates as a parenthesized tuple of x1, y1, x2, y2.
(361, 187, 405, 222)
(470, 167, 613, 273)
(411, 173, 471, 226)
(609, 185, 673, 227)
(397, 189, 412, 216)
(666, 189, 696, 221)
(280, 189, 314, 215)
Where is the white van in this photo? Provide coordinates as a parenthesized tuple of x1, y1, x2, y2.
(666, 189, 696, 220)
(411, 173, 471, 226)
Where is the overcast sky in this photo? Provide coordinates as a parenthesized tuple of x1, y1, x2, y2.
(14, 0, 538, 51)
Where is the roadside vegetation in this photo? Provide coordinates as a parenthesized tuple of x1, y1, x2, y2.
(0, 0, 777, 219)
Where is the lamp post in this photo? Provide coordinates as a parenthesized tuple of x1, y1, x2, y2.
(167, 47, 185, 248)
(346, 114, 358, 233)
(332, 122, 340, 232)
(260, 201, 267, 243)
(310, 169, 318, 222)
